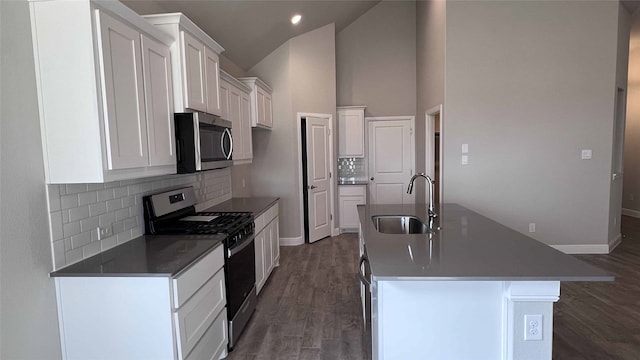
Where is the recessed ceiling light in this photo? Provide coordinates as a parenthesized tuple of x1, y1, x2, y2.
(291, 14, 302, 25)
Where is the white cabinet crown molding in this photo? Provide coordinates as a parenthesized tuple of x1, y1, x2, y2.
(142, 13, 224, 54)
(220, 70, 252, 94)
(237, 76, 273, 93)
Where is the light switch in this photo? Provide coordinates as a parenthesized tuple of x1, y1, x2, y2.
(462, 144, 469, 154)
(461, 155, 469, 165)
(581, 149, 592, 160)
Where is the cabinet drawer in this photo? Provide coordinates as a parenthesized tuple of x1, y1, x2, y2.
(175, 268, 226, 359)
(265, 203, 278, 223)
(255, 213, 266, 233)
(184, 310, 228, 360)
(339, 185, 366, 197)
(173, 245, 224, 308)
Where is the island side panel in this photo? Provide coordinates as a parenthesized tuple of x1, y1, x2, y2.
(374, 280, 504, 360)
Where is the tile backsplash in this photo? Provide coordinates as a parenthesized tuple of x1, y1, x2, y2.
(47, 168, 232, 270)
(338, 157, 367, 180)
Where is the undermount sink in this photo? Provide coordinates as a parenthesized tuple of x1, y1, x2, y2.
(372, 215, 432, 234)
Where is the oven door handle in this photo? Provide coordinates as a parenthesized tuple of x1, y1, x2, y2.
(228, 234, 254, 258)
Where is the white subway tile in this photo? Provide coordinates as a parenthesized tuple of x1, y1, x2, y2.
(87, 183, 104, 191)
(64, 238, 71, 251)
(58, 184, 67, 195)
(78, 191, 97, 206)
(62, 210, 70, 224)
(113, 186, 128, 199)
(106, 198, 123, 212)
(122, 196, 135, 208)
(47, 185, 61, 212)
(101, 236, 118, 251)
(49, 211, 64, 241)
(63, 221, 81, 238)
(65, 248, 83, 265)
(99, 212, 115, 228)
(80, 216, 99, 233)
(89, 202, 107, 217)
(60, 194, 79, 210)
(82, 241, 101, 258)
(71, 232, 91, 249)
(131, 226, 143, 238)
(124, 218, 137, 231)
(52, 240, 66, 270)
(115, 208, 130, 222)
(66, 184, 88, 195)
(112, 220, 125, 234)
(69, 206, 90, 222)
(97, 189, 114, 202)
(116, 231, 132, 244)
(104, 181, 120, 189)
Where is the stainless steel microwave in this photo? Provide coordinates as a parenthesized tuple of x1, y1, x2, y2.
(175, 112, 233, 173)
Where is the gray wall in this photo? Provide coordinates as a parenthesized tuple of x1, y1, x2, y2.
(249, 24, 336, 240)
(416, 0, 445, 202)
(336, 1, 416, 118)
(624, 11, 640, 214)
(444, 1, 623, 248)
(1, 1, 63, 358)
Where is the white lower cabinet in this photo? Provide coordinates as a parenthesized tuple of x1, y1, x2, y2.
(339, 185, 367, 232)
(254, 202, 280, 294)
(54, 246, 227, 360)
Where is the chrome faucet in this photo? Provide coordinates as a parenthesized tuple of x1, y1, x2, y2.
(407, 173, 437, 218)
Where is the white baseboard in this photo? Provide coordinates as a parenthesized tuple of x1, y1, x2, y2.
(332, 227, 340, 237)
(551, 233, 621, 254)
(622, 208, 640, 218)
(280, 236, 304, 246)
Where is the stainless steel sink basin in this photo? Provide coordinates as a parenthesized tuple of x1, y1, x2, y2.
(371, 215, 432, 234)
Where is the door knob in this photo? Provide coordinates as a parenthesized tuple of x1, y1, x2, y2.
(370, 177, 374, 181)
(308, 185, 317, 189)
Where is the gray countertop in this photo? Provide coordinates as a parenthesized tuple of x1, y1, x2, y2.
(358, 203, 613, 281)
(50, 235, 224, 277)
(203, 197, 279, 216)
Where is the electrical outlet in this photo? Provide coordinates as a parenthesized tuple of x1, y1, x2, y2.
(97, 226, 112, 241)
(529, 223, 536, 233)
(524, 314, 543, 341)
(461, 155, 469, 165)
(242, 178, 246, 188)
(631, 193, 635, 201)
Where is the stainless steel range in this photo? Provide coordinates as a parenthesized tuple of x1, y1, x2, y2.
(143, 187, 256, 351)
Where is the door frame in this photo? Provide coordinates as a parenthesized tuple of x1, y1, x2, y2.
(425, 105, 443, 204)
(296, 112, 337, 242)
(366, 115, 416, 204)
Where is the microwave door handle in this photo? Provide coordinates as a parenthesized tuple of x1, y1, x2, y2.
(194, 118, 202, 171)
(222, 128, 233, 160)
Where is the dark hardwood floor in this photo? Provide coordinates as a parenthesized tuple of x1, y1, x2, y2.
(227, 216, 640, 360)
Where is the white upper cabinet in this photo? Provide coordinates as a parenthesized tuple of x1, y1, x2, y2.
(144, 13, 224, 117)
(29, 0, 176, 183)
(338, 106, 366, 158)
(220, 70, 252, 164)
(238, 77, 274, 130)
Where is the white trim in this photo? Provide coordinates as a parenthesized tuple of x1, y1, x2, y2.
(425, 104, 443, 204)
(296, 112, 336, 244)
(333, 227, 340, 236)
(553, 233, 621, 253)
(622, 207, 640, 218)
(279, 236, 304, 246)
(142, 13, 225, 53)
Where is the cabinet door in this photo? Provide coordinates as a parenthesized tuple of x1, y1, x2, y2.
(241, 92, 253, 159)
(219, 80, 230, 121)
(270, 217, 279, 266)
(255, 229, 266, 294)
(263, 92, 273, 128)
(339, 110, 365, 157)
(204, 47, 222, 116)
(228, 86, 245, 161)
(141, 34, 175, 167)
(256, 87, 266, 127)
(264, 221, 274, 275)
(340, 196, 365, 229)
(96, 10, 149, 170)
(180, 31, 206, 112)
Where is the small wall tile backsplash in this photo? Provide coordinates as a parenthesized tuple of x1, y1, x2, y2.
(47, 168, 232, 270)
(338, 157, 367, 180)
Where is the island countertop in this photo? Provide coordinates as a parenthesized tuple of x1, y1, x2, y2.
(358, 203, 613, 281)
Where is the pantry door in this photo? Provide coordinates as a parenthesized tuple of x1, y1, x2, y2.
(368, 117, 415, 204)
(306, 116, 332, 243)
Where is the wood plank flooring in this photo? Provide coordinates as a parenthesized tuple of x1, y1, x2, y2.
(227, 216, 640, 360)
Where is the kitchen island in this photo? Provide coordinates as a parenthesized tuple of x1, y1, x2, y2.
(358, 203, 612, 360)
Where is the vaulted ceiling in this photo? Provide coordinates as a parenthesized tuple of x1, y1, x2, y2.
(122, 0, 381, 70)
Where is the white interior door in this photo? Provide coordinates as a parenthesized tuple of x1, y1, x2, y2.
(368, 118, 415, 204)
(306, 116, 332, 243)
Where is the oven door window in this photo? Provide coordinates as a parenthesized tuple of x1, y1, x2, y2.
(199, 123, 232, 161)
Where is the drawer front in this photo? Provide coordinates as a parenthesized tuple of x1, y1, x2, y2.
(184, 310, 228, 360)
(175, 268, 226, 359)
(265, 202, 278, 223)
(339, 185, 366, 197)
(173, 245, 224, 308)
